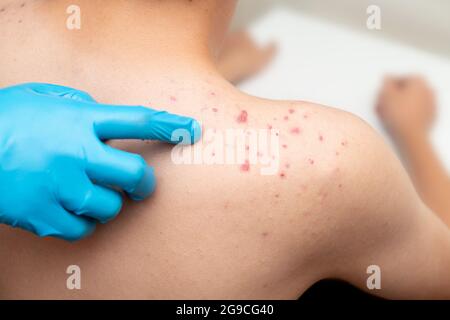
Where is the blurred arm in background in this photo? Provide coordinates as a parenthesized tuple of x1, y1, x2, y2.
(217, 31, 276, 85)
(377, 76, 450, 226)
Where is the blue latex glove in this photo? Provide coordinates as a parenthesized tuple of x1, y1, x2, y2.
(0, 83, 201, 241)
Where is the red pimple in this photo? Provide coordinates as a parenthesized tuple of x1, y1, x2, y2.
(240, 160, 250, 172)
(245, 145, 250, 151)
(290, 127, 301, 135)
(319, 135, 324, 142)
(212, 107, 218, 112)
(282, 144, 288, 149)
(338, 184, 343, 189)
(274, 194, 280, 198)
(285, 163, 290, 169)
(289, 109, 295, 114)
(236, 110, 248, 123)
(335, 151, 340, 156)
(279, 172, 286, 178)
(267, 124, 273, 130)
(303, 113, 309, 119)
(284, 116, 289, 121)
(170, 96, 177, 102)
(210, 91, 216, 96)
(341, 140, 348, 147)
(308, 158, 315, 165)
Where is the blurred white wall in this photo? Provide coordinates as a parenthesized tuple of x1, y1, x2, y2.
(233, 0, 450, 58)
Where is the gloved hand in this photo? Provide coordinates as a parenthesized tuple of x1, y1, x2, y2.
(0, 83, 201, 241)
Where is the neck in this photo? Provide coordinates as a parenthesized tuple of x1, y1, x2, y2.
(38, 0, 236, 77)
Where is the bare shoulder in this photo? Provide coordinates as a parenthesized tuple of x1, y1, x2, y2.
(250, 95, 410, 203)
(241, 94, 390, 193)
(239, 94, 426, 273)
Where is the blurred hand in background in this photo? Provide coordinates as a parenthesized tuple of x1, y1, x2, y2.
(377, 76, 436, 142)
(376, 76, 450, 225)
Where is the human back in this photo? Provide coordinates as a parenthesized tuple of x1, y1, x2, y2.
(2, 0, 450, 300)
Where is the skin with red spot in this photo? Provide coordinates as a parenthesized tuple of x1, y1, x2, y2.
(237, 110, 248, 123)
(240, 160, 250, 172)
(290, 127, 301, 135)
(289, 109, 295, 114)
(212, 108, 218, 112)
(283, 116, 289, 121)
